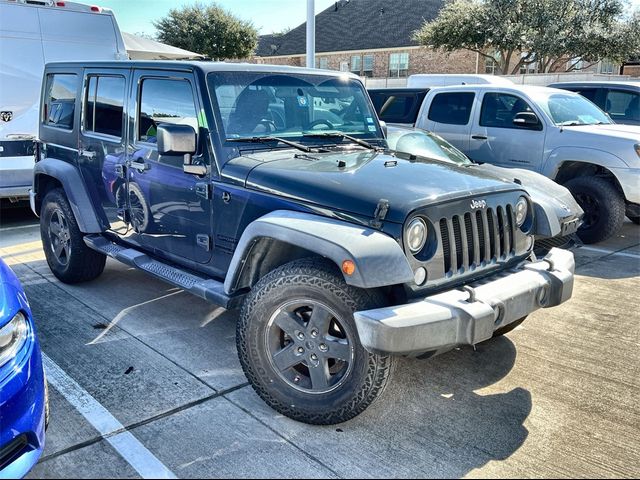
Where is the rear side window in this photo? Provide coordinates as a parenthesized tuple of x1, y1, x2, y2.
(605, 90, 639, 124)
(44, 74, 77, 130)
(480, 93, 535, 128)
(137, 79, 198, 143)
(84, 76, 126, 138)
(574, 88, 598, 104)
(427, 92, 475, 125)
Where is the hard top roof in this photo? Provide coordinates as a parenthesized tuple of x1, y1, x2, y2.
(44, 60, 360, 78)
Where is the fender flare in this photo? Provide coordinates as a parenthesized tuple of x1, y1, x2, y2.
(33, 158, 106, 233)
(543, 147, 629, 180)
(224, 210, 414, 294)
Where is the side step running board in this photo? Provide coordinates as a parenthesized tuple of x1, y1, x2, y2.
(84, 234, 241, 309)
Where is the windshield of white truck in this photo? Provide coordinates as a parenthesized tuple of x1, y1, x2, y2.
(208, 72, 383, 146)
(536, 93, 612, 126)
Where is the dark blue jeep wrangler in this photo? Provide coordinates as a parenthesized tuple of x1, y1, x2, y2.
(31, 61, 575, 424)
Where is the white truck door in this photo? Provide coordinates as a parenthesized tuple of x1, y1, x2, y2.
(0, 3, 45, 141)
(416, 91, 476, 152)
(468, 91, 545, 169)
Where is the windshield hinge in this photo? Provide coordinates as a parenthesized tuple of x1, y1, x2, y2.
(370, 199, 389, 229)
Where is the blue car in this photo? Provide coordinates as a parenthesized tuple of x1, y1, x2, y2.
(0, 258, 47, 479)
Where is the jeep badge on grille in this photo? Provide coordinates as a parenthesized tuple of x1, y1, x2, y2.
(470, 199, 487, 209)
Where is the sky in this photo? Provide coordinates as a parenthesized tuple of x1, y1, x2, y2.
(97, 0, 338, 36)
(98, 0, 640, 37)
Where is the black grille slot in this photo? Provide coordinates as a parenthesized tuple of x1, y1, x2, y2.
(452, 216, 463, 271)
(487, 208, 496, 259)
(506, 204, 515, 254)
(440, 219, 451, 273)
(464, 213, 474, 267)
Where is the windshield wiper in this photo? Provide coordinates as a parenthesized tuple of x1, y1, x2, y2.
(302, 132, 382, 151)
(228, 136, 325, 153)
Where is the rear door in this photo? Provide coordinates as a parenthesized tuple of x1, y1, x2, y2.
(126, 69, 212, 264)
(420, 91, 476, 152)
(78, 68, 130, 233)
(468, 91, 545, 170)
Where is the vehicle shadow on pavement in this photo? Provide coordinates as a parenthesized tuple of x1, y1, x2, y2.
(373, 337, 531, 477)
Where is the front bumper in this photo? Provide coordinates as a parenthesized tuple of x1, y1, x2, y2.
(611, 167, 640, 204)
(0, 338, 46, 479)
(354, 248, 574, 356)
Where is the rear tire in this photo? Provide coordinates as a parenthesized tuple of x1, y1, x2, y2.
(236, 258, 394, 425)
(40, 188, 106, 284)
(565, 176, 624, 244)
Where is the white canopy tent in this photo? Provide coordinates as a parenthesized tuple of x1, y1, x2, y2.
(122, 32, 205, 60)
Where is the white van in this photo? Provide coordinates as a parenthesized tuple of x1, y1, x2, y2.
(0, 0, 127, 201)
(407, 74, 514, 88)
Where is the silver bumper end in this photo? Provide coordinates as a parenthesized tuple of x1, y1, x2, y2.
(354, 248, 575, 356)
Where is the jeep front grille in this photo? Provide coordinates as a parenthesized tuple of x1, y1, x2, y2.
(439, 205, 516, 274)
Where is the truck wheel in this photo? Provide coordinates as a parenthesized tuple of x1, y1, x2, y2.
(236, 258, 394, 425)
(565, 176, 624, 244)
(40, 188, 106, 284)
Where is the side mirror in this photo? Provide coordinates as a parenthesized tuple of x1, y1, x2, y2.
(513, 112, 541, 129)
(379, 120, 388, 138)
(157, 124, 206, 175)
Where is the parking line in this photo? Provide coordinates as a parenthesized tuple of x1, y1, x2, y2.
(42, 354, 177, 479)
(579, 246, 640, 260)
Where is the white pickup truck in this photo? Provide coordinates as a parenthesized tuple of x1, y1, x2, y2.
(374, 83, 640, 243)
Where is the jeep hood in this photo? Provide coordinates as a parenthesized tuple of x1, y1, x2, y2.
(228, 149, 522, 224)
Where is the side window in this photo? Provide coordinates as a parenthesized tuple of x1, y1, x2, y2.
(84, 75, 126, 137)
(574, 88, 598, 104)
(44, 74, 77, 130)
(427, 92, 475, 125)
(605, 90, 640, 123)
(371, 93, 414, 124)
(138, 79, 198, 144)
(480, 93, 534, 128)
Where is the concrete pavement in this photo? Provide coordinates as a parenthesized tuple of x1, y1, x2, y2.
(1, 205, 638, 478)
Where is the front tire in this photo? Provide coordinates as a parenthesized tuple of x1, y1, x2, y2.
(565, 176, 625, 244)
(40, 188, 106, 284)
(236, 258, 394, 425)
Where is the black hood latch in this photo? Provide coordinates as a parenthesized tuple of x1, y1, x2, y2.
(370, 199, 389, 229)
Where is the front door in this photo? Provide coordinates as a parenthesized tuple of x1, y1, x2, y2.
(126, 69, 212, 264)
(468, 91, 545, 170)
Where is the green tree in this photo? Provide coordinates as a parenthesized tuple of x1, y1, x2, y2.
(154, 2, 258, 60)
(414, 0, 640, 74)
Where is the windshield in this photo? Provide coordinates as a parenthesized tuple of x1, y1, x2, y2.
(208, 72, 383, 143)
(536, 92, 612, 126)
(386, 127, 472, 166)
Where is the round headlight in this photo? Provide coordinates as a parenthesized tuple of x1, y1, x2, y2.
(406, 217, 427, 253)
(515, 196, 529, 227)
(0, 311, 29, 367)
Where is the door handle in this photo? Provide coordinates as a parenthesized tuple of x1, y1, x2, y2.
(471, 135, 488, 140)
(79, 148, 96, 159)
(129, 160, 149, 172)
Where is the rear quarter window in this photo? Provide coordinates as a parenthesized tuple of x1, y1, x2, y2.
(427, 92, 475, 125)
(44, 73, 78, 130)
